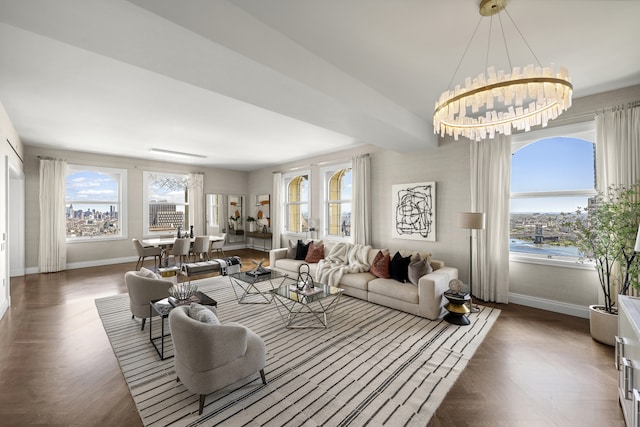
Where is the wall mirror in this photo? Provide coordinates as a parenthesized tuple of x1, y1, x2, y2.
(255, 194, 270, 231)
(205, 194, 222, 236)
(227, 195, 245, 243)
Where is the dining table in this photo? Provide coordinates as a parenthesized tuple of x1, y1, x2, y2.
(142, 235, 224, 267)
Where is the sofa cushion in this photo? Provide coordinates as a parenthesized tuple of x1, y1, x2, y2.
(368, 278, 419, 304)
(305, 242, 325, 263)
(390, 252, 411, 283)
(370, 250, 391, 279)
(275, 258, 318, 277)
(339, 271, 375, 291)
(295, 240, 310, 260)
(188, 303, 220, 325)
(286, 240, 297, 259)
(408, 255, 434, 286)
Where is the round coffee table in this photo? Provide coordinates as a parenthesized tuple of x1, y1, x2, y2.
(443, 291, 471, 325)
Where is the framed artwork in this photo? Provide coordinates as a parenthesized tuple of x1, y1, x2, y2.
(391, 181, 436, 241)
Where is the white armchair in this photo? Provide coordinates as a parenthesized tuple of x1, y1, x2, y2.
(124, 270, 173, 330)
(169, 305, 267, 415)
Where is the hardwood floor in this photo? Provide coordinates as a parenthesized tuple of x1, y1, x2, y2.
(0, 249, 624, 426)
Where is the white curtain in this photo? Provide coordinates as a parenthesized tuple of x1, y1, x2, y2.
(351, 153, 371, 245)
(187, 173, 204, 235)
(39, 158, 67, 273)
(271, 172, 282, 249)
(470, 135, 510, 303)
(596, 104, 640, 191)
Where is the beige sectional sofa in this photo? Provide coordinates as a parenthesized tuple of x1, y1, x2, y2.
(269, 241, 458, 320)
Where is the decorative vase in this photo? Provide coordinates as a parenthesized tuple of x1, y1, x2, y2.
(589, 304, 617, 347)
(249, 222, 256, 232)
(190, 225, 194, 238)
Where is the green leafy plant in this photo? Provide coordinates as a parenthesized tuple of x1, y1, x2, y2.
(246, 216, 256, 222)
(562, 185, 640, 313)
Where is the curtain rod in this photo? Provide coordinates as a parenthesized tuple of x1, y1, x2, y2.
(37, 155, 65, 161)
(596, 100, 640, 115)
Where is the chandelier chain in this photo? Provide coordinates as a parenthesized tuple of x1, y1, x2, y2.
(446, 16, 483, 91)
(503, 7, 542, 67)
(497, 11, 512, 71)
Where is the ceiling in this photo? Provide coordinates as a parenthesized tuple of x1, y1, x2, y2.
(1, 0, 639, 171)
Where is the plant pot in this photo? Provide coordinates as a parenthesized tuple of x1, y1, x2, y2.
(248, 222, 256, 232)
(589, 304, 617, 347)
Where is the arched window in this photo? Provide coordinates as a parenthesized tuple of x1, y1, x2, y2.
(324, 166, 352, 237)
(284, 172, 309, 233)
(510, 122, 596, 261)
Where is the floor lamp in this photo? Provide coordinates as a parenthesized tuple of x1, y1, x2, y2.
(458, 212, 486, 313)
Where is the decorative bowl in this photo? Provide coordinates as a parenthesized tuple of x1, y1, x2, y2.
(169, 283, 198, 302)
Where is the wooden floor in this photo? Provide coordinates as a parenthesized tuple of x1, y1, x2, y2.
(0, 249, 624, 426)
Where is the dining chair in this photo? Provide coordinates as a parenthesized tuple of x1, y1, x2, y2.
(190, 236, 210, 262)
(210, 233, 226, 259)
(170, 237, 191, 267)
(132, 238, 162, 270)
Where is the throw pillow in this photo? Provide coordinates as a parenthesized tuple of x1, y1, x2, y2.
(138, 267, 159, 279)
(188, 303, 220, 325)
(390, 251, 412, 283)
(408, 255, 433, 286)
(295, 240, 310, 260)
(370, 250, 391, 279)
(286, 239, 297, 259)
(305, 242, 325, 263)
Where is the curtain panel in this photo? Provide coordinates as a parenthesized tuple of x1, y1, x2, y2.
(187, 173, 204, 236)
(271, 172, 282, 249)
(470, 136, 510, 303)
(39, 158, 67, 273)
(596, 104, 640, 191)
(351, 154, 371, 245)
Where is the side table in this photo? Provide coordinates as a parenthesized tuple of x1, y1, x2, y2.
(149, 291, 217, 360)
(443, 291, 471, 325)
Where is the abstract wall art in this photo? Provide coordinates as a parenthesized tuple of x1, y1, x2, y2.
(391, 181, 436, 241)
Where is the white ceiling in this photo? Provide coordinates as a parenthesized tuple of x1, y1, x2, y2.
(1, 0, 639, 171)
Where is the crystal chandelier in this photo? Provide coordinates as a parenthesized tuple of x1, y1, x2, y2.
(149, 173, 202, 191)
(433, 0, 573, 142)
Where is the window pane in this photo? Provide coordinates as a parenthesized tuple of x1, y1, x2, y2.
(512, 137, 595, 193)
(66, 168, 122, 239)
(327, 202, 351, 236)
(510, 196, 591, 257)
(145, 172, 189, 233)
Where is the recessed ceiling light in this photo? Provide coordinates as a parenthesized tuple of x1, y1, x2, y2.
(150, 148, 207, 159)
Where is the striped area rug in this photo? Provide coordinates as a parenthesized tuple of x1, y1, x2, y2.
(95, 276, 500, 426)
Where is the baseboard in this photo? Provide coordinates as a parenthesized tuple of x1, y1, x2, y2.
(508, 292, 589, 319)
(25, 256, 139, 275)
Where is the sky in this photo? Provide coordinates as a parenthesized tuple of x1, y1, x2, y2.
(511, 137, 595, 214)
(66, 169, 118, 210)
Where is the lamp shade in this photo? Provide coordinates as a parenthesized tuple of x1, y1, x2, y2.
(458, 212, 486, 230)
(635, 224, 640, 252)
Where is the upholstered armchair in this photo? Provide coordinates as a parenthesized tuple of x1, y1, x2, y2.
(168, 305, 267, 415)
(124, 271, 173, 330)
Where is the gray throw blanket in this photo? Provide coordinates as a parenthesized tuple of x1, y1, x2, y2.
(316, 243, 371, 286)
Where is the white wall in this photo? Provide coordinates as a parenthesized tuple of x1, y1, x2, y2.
(508, 84, 640, 318)
(0, 100, 24, 320)
(22, 145, 249, 273)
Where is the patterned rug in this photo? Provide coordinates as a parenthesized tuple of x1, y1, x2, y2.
(95, 276, 500, 426)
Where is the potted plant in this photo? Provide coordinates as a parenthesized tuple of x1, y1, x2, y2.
(246, 216, 256, 232)
(562, 184, 640, 346)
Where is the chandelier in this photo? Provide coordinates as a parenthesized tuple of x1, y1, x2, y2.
(433, 0, 573, 142)
(149, 173, 202, 192)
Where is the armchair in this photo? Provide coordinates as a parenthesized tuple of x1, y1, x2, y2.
(168, 305, 267, 415)
(124, 271, 173, 330)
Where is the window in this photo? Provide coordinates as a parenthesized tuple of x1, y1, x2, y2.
(322, 164, 352, 238)
(510, 122, 596, 263)
(143, 171, 189, 236)
(66, 165, 127, 241)
(283, 171, 309, 234)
